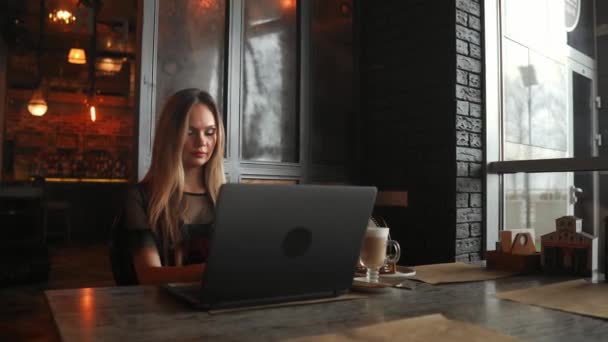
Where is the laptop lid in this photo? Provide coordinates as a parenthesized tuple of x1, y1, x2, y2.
(199, 183, 377, 309)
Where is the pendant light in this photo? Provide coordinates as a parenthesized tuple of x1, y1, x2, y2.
(29, 0, 48, 116)
(89, 104, 96, 122)
(28, 81, 48, 116)
(68, 47, 87, 64)
(87, 1, 99, 122)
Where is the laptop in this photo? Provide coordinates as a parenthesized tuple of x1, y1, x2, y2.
(163, 183, 377, 310)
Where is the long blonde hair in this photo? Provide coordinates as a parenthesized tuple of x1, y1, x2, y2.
(142, 89, 225, 255)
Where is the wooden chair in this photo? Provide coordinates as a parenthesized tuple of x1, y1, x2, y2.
(375, 191, 408, 208)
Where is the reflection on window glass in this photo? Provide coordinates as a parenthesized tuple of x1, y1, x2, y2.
(504, 39, 530, 146)
(503, 39, 568, 161)
(155, 0, 226, 120)
(503, 0, 566, 57)
(529, 51, 567, 151)
(242, 0, 298, 162)
(504, 172, 569, 248)
(504, 171, 595, 248)
(501, 0, 581, 162)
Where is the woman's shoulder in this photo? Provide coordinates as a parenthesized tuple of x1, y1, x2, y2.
(124, 183, 151, 230)
(125, 183, 151, 212)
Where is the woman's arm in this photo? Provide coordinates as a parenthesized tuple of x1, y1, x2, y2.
(124, 187, 205, 285)
(132, 245, 205, 285)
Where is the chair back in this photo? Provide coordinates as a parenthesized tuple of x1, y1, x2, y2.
(108, 210, 139, 286)
(109, 184, 148, 286)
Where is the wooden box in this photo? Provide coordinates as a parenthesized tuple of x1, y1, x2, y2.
(485, 250, 541, 274)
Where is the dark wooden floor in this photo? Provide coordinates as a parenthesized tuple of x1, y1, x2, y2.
(0, 243, 114, 342)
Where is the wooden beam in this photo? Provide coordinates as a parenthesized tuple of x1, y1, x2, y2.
(488, 157, 608, 174)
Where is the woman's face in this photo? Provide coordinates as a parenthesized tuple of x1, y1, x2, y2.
(182, 103, 218, 169)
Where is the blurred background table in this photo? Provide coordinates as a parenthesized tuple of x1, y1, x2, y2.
(0, 185, 48, 284)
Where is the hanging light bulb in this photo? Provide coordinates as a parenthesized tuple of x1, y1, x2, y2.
(90, 105, 96, 122)
(68, 48, 87, 64)
(28, 87, 48, 116)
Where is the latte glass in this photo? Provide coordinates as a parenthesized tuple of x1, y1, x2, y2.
(359, 227, 398, 282)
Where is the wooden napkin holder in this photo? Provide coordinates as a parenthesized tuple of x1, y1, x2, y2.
(485, 250, 541, 274)
(485, 231, 541, 274)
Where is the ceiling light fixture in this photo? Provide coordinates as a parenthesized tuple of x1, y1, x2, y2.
(49, 9, 76, 24)
(68, 47, 87, 64)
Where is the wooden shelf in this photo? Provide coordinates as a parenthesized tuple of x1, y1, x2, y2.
(36, 177, 129, 184)
(7, 89, 133, 108)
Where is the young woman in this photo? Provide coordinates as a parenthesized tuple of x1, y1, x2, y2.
(124, 88, 225, 284)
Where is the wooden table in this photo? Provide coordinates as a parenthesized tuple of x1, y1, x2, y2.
(45, 276, 608, 341)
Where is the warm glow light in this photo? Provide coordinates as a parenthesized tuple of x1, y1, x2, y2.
(95, 58, 123, 74)
(191, 0, 221, 14)
(79, 288, 95, 329)
(28, 89, 48, 116)
(281, 0, 296, 10)
(199, 0, 215, 9)
(90, 105, 96, 122)
(49, 9, 76, 24)
(28, 101, 48, 116)
(68, 48, 87, 64)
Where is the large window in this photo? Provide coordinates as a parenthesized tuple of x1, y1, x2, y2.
(485, 0, 603, 280)
(502, 0, 588, 162)
(241, 0, 298, 162)
(155, 0, 227, 121)
(138, 0, 355, 184)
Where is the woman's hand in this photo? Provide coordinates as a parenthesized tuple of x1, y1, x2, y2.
(133, 246, 206, 285)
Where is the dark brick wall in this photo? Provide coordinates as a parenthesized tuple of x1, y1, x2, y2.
(454, 0, 483, 262)
(3, 96, 134, 180)
(360, 0, 485, 264)
(360, 0, 457, 265)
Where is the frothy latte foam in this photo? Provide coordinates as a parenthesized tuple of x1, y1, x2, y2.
(360, 228, 388, 269)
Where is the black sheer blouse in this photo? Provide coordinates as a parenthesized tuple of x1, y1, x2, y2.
(124, 187, 214, 266)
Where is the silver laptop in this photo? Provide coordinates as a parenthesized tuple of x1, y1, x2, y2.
(163, 183, 377, 310)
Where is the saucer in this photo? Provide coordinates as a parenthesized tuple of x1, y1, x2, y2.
(351, 277, 392, 293)
(355, 267, 416, 279)
(382, 267, 416, 278)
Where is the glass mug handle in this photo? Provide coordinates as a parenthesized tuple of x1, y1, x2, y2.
(385, 240, 401, 265)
